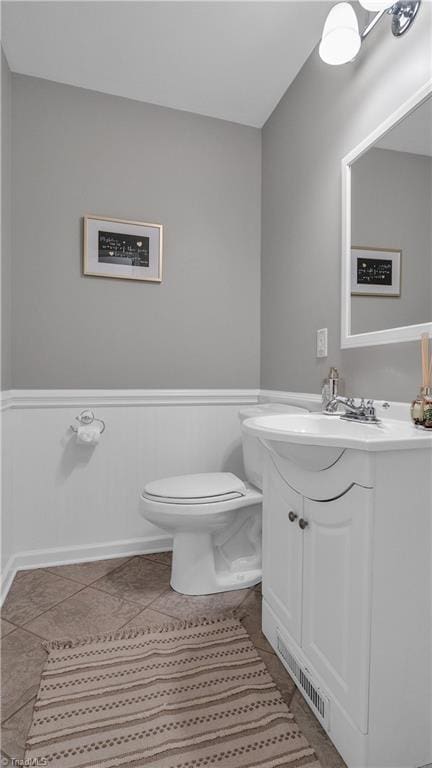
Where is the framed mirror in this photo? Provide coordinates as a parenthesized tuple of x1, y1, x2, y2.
(341, 80, 432, 348)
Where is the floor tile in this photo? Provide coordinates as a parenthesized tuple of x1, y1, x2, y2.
(256, 647, 296, 706)
(289, 688, 347, 768)
(92, 556, 171, 607)
(1, 698, 35, 760)
(1, 619, 16, 637)
(151, 585, 251, 620)
(122, 607, 177, 631)
(240, 589, 274, 653)
(45, 556, 130, 585)
(1, 556, 345, 767)
(1, 630, 46, 721)
(142, 551, 172, 567)
(2, 569, 82, 626)
(23, 586, 141, 641)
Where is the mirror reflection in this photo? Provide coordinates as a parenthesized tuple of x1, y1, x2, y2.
(350, 96, 432, 335)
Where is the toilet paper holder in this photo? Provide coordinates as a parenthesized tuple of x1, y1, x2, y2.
(70, 409, 106, 434)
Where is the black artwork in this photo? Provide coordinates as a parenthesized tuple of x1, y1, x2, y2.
(356, 258, 392, 286)
(98, 231, 150, 267)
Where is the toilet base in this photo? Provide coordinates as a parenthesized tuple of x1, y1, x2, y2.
(170, 506, 262, 596)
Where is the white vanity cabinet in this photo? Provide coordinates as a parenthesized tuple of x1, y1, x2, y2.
(264, 474, 303, 644)
(302, 488, 372, 735)
(260, 444, 431, 768)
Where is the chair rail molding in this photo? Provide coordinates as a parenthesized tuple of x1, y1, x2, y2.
(1, 388, 260, 410)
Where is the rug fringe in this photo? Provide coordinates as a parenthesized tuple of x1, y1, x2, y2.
(42, 609, 247, 652)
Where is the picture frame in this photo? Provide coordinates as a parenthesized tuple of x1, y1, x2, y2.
(351, 246, 401, 297)
(83, 215, 163, 282)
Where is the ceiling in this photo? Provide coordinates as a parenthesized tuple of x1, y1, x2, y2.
(2, 1, 330, 127)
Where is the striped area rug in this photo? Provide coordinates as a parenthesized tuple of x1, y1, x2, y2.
(25, 616, 321, 768)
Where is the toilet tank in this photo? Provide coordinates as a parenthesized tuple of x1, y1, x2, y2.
(238, 403, 309, 490)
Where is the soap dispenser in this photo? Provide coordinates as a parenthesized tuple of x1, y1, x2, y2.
(322, 367, 340, 411)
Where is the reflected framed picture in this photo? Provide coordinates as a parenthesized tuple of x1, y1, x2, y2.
(351, 246, 401, 297)
(83, 215, 163, 282)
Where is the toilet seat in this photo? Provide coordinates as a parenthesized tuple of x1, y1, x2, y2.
(141, 482, 261, 516)
(143, 472, 247, 505)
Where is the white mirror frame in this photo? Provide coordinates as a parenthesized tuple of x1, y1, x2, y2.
(341, 79, 432, 349)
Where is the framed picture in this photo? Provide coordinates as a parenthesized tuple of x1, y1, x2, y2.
(351, 246, 401, 297)
(83, 215, 163, 282)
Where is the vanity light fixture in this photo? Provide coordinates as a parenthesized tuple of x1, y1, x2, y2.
(319, 0, 421, 65)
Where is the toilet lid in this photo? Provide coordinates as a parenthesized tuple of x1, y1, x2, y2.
(143, 472, 247, 504)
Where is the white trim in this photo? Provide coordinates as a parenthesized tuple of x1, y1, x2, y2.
(341, 79, 432, 349)
(1, 388, 260, 410)
(341, 321, 432, 349)
(0, 390, 14, 411)
(0, 535, 173, 605)
(1, 387, 410, 416)
(1, 557, 16, 604)
(258, 390, 322, 411)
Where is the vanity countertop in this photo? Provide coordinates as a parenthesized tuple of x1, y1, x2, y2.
(243, 412, 432, 452)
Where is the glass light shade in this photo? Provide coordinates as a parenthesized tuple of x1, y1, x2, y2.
(358, 0, 392, 11)
(319, 2, 362, 65)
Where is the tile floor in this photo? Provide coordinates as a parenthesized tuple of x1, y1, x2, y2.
(1, 552, 346, 767)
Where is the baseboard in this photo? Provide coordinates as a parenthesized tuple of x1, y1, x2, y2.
(0, 534, 173, 605)
(1, 556, 16, 604)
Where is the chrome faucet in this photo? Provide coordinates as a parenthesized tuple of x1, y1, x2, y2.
(325, 396, 380, 423)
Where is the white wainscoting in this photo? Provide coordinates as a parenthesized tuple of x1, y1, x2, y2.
(0, 389, 259, 601)
(0, 387, 410, 602)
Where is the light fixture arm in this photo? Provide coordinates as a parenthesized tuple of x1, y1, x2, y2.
(360, 1, 421, 41)
(361, 8, 388, 39)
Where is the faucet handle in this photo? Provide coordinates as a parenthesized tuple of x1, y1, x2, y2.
(365, 399, 377, 419)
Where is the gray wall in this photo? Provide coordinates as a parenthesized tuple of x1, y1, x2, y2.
(261, 3, 432, 401)
(1, 49, 12, 390)
(351, 147, 432, 334)
(11, 76, 261, 388)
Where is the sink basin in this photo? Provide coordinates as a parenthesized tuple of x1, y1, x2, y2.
(243, 412, 432, 452)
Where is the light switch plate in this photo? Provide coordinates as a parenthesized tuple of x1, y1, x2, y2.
(316, 328, 328, 358)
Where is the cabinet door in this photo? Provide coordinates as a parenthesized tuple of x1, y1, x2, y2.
(301, 485, 372, 732)
(263, 462, 303, 645)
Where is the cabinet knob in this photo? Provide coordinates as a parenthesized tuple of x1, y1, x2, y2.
(299, 518, 309, 530)
(288, 511, 298, 522)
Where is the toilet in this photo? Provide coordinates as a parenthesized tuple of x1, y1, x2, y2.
(140, 403, 307, 595)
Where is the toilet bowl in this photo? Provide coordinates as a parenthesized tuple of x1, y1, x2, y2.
(140, 402, 307, 595)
